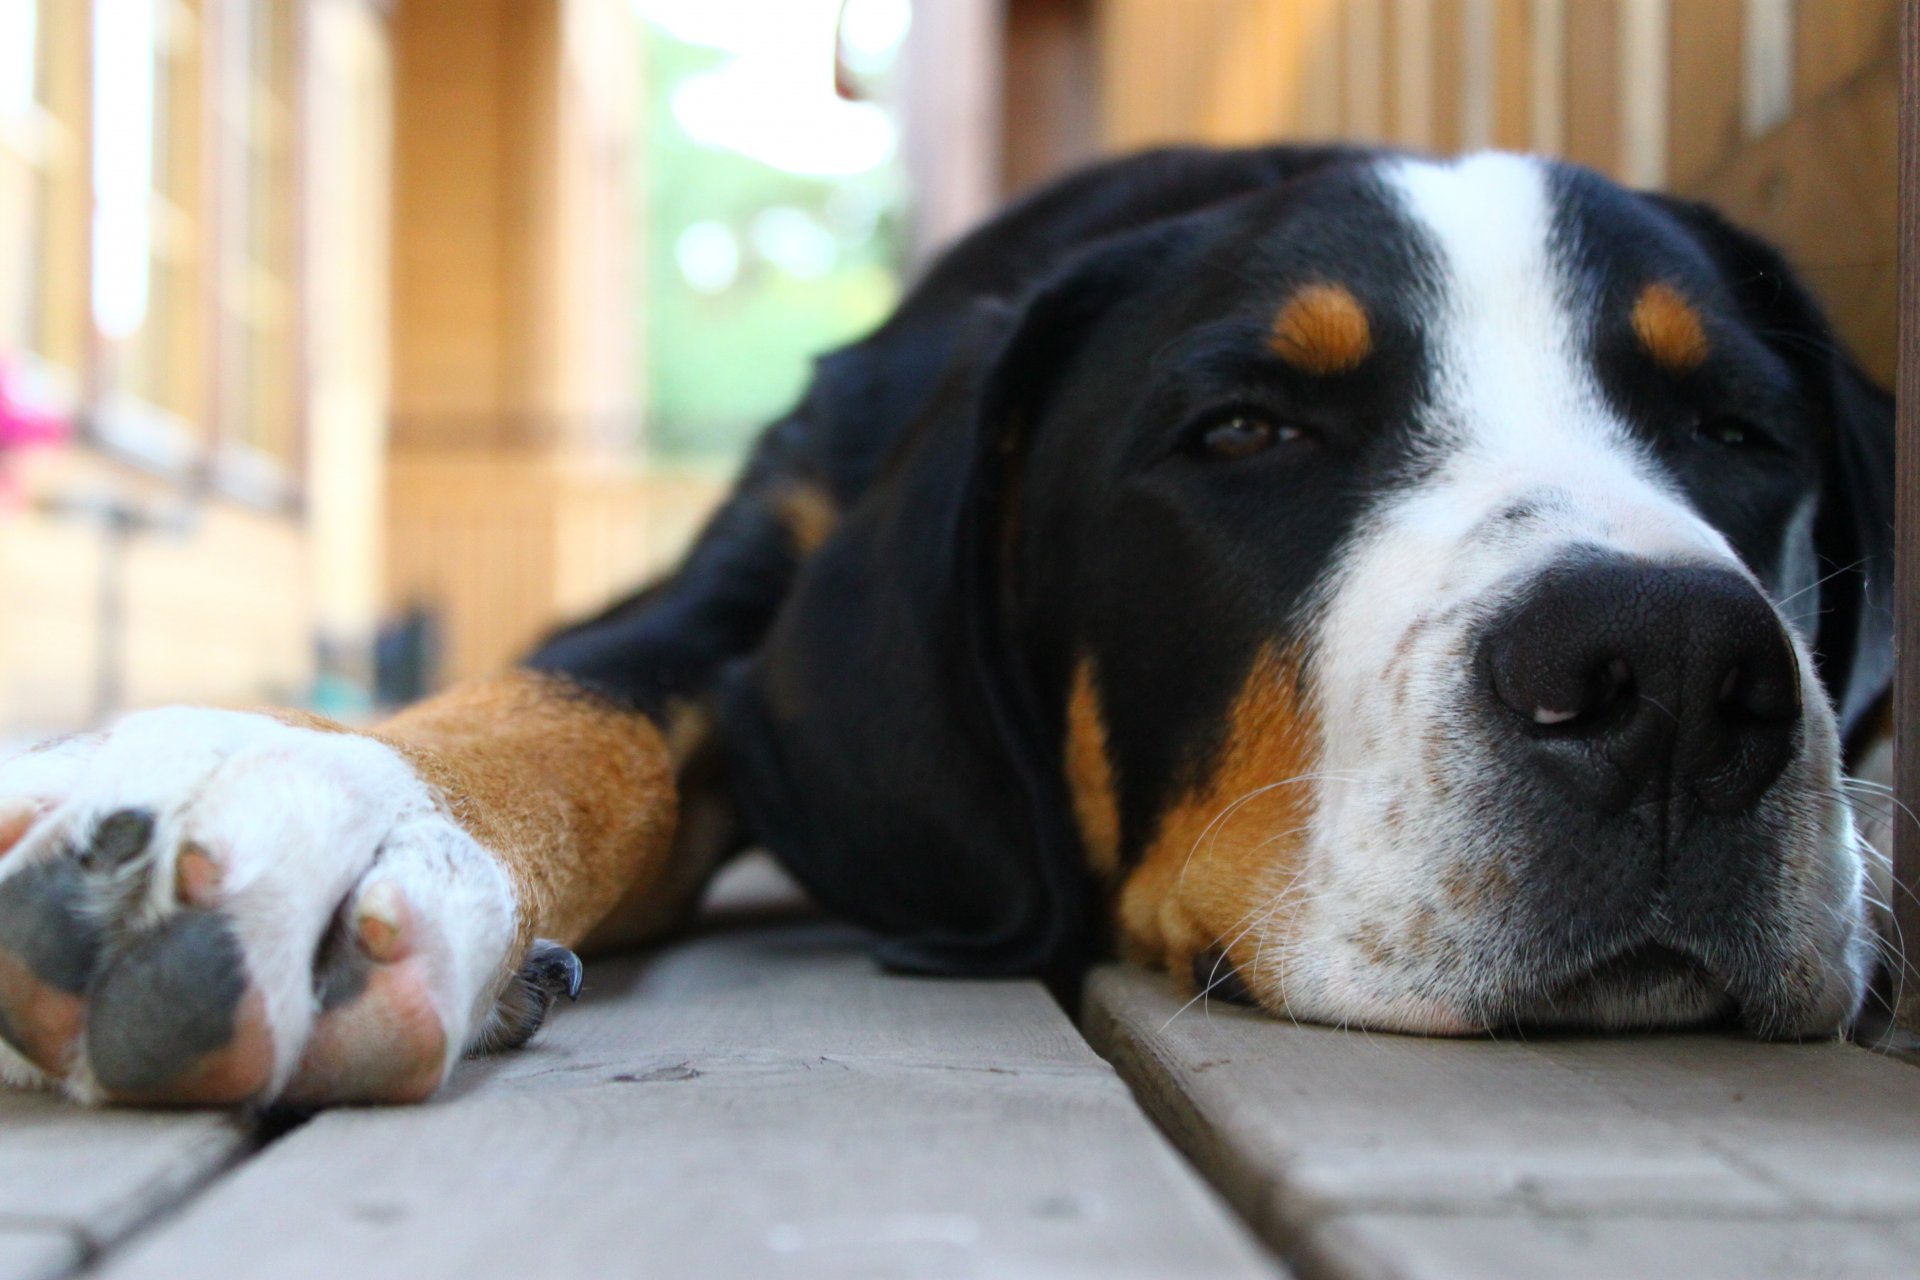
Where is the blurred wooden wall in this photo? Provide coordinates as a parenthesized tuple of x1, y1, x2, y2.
(383, 0, 719, 685)
(1007, 0, 1899, 385)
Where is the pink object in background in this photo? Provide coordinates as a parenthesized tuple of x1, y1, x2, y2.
(0, 356, 71, 507)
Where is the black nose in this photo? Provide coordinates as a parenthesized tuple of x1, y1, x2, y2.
(1481, 558, 1800, 814)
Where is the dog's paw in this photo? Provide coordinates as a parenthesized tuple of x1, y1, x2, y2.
(0, 708, 550, 1107)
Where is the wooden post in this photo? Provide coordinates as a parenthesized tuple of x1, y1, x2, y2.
(1894, 0, 1920, 1034)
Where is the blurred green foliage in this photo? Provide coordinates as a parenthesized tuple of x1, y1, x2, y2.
(639, 30, 905, 463)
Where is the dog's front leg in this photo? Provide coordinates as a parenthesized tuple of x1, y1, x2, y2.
(0, 671, 686, 1107)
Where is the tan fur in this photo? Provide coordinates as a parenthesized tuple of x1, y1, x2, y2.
(1269, 283, 1372, 375)
(1116, 646, 1318, 988)
(1630, 282, 1709, 371)
(1065, 658, 1122, 878)
(373, 672, 679, 953)
(661, 698, 713, 768)
(772, 481, 840, 556)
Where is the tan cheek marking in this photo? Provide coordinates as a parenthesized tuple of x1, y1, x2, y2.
(375, 671, 678, 953)
(1269, 283, 1372, 375)
(1631, 282, 1709, 372)
(772, 481, 840, 556)
(1116, 646, 1318, 997)
(1065, 658, 1122, 879)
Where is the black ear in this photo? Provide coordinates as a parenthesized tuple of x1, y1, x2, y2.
(1815, 356, 1895, 758)
(719, 235, 1169, 977)
(1650, 196, 1895, 760)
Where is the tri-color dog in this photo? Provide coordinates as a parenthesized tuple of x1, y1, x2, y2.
(0, 146, 1894, 1107)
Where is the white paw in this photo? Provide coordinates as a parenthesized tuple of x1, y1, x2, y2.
(0, 708, 553, 1106)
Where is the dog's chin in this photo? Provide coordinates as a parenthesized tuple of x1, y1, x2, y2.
(1499, 943, 1741, 1033)
(1259, 943, 1800, 1038)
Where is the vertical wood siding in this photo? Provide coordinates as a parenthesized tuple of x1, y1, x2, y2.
(1093, 0, 1900, 382)
(1892, 0, 1918, 1035)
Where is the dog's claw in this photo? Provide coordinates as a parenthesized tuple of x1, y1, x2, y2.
(527, 940, 584, 1001)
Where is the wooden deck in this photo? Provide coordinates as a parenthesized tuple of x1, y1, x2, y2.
(4, 859, 1919, 1280)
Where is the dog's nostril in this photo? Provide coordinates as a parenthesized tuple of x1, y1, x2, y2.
(1494, 640, 1637, 738)
(1525, 656, 1634, 730)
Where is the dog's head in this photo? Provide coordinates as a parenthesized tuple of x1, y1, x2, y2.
(739, 150, 1891, 1037)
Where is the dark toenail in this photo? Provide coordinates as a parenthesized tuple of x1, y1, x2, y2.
(85, 810, 155, 871)
(1190, 948, 1256, 1007)
(88, 910, 248, 1094)
(0, 860, 101, 993)
(475, 941, 586, 1053)
(526, 940, 584, 1001)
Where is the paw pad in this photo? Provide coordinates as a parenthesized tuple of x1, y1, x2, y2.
(82, 809, 155, 872)
(86, 910, 270, 1104)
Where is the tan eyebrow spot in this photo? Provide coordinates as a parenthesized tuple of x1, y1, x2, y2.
(1269, 283, 1372, 375)
(1630, 282, 1709, 372)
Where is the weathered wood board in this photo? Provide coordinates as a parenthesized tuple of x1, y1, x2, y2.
(0, 1091, 250, 1280)
(1084, 964, 1920, 1280)
(0, 1233, 73, 1280)
(88, 921, 1279, 1280)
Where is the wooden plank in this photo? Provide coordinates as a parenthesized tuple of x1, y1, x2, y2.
(1488, 0, 1532, 150)
(1742, 0, 1793, 136)
(1295, 0, 1345, 141)
(1562, 0, 1620, 176)
(1665, 0, 1745, 190)
(0, 1092, 249, 1279)
(1526, 0, 1564, 154)
(1309, 1214, 1920, 1280)
(1683, 52, 1899, 387)
(91, 923, 1279, 1280)
(1341, 0, 1388, 142)
(0, 1233, 76, 1280)
(1197, 0, 1291, 144)
(1429, 0, 1466, 153)
(1000, 0, 1100, 197)
(1895, 0, 1920, 1035)
(1389, 0, 1435, 148)
(1084, 964, 1920, 1279)
(1619, 0, 1669, 188)
(1793, 0, 1896, 109)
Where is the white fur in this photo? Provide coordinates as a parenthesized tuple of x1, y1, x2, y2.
(0, 709, 518, 1103)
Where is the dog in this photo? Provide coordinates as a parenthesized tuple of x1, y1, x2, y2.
(0, 146, 1894, 1107)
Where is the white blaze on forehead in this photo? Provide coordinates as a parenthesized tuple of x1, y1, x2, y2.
(1375, 152, 1732, 567)
(1382, 152, 1581, 436)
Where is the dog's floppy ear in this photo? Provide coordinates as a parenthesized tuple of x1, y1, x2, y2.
(1816, 355, 1896, 757)
(1652, 196, 1895, 759)
(720, 236, 1166, 977)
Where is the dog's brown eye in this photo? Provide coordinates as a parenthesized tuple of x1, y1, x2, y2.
(1695, 415, 1756, 448)
(1198, 414, 1298, 459)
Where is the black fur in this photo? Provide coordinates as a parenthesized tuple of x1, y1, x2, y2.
(526, 145, 1894, 980)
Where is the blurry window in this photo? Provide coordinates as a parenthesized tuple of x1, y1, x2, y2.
(0, 0, 86, 387)
(215, 0, 297, 473)
(635, 0, 909, 465)
(91, 0, 207, 462)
